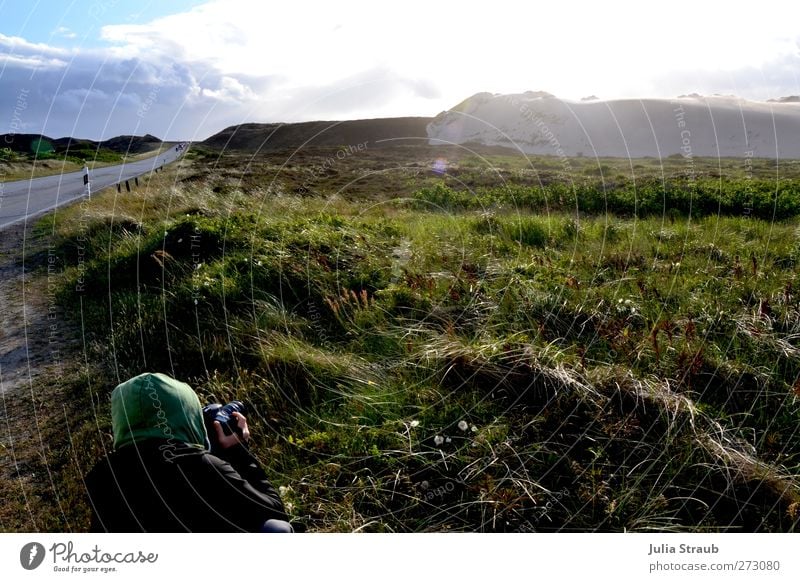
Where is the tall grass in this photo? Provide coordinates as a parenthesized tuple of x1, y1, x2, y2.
(413, 178, 800, 219)
(12, 153, 800, 532)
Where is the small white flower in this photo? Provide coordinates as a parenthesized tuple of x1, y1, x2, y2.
(410, 420, 419, 428)
(279, 486, 288, 496)
(458, 420, 469, 431)
(445, 437, 452, 443)
(433, 435, 444, 446)
(471, 425, 478, 432)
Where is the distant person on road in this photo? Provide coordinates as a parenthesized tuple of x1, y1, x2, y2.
(86, 372, 293, 533)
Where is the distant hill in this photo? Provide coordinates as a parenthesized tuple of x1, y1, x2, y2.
(202, 117, 432, 151)
(95, 134, 163, 154)
(1, 133, 162, 156)
(427, 92, 800, 158)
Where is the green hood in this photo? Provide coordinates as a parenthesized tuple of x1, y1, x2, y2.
(111, 372, 207, 450)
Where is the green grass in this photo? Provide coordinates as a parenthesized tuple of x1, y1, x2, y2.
(1, 146, 171, 183)
(10, 150, 800, 532)
(8, 148, 123, 165)
(413, 178, 800, 219)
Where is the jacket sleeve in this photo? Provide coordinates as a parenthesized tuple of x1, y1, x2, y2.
(201, 445, 289, 528)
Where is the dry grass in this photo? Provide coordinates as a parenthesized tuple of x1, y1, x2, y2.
(3, 147, 800, 532)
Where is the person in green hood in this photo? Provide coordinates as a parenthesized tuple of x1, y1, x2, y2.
(86, 372, 292, 532)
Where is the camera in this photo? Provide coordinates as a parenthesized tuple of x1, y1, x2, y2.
(202, 400, 246, 438)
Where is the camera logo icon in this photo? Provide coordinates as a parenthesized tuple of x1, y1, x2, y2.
(20, 542, 46, 570)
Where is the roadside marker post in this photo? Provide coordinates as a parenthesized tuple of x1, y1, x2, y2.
(83, 165, 91, 199)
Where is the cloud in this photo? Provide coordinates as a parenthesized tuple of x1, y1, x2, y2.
(200, 76, 258, 102)
(3, 1, 800, 140)
(652, 48, 800, 101)
(0, 3, 447, 140)
(0, 33, 70, 57)
(0, 4, 446, 140)
(0, 30, 270, 139)
(54, 26, 77, 40)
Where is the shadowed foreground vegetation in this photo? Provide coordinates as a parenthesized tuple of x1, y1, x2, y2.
(4, 147, 800, 532)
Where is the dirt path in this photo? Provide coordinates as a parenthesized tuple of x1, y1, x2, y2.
(0, 222, 68, 396)
(0, 219, 84, 531)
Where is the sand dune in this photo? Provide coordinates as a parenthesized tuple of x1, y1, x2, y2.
(427, 92, 800, 158)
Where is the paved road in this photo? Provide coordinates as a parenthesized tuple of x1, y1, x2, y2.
(0, 146, 185, 230)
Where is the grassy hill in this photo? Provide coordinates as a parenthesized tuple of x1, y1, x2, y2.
(5, 146, 800, 532)
(201, 117, 432, 151)
(0, 133, 162, 164)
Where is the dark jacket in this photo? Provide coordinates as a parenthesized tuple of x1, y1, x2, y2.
(86, 438, 288, 532)
(85, 372, 288, 532)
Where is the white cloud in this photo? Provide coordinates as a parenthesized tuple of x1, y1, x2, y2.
(96, 1, 800, 105)
(0, 33, 228, 139)
(3, 1, 800, 139)
(54, 26, 77, 40)
(0, 32, 70, 57)
(200, 76, 257, 102)
(1, 54, 67, 70)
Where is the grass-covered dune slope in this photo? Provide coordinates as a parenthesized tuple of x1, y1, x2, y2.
(7, 145, 800, 532)
(1, 133, 162, 162)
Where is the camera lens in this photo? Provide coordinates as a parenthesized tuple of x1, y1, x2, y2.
(218, 401, 245, 436)
(202, 401, 246, 438)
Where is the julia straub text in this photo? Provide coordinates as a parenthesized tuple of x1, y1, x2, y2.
(648, 543, 719, 556)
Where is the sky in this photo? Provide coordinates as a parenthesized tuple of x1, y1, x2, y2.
(1, 0, 800, 141)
